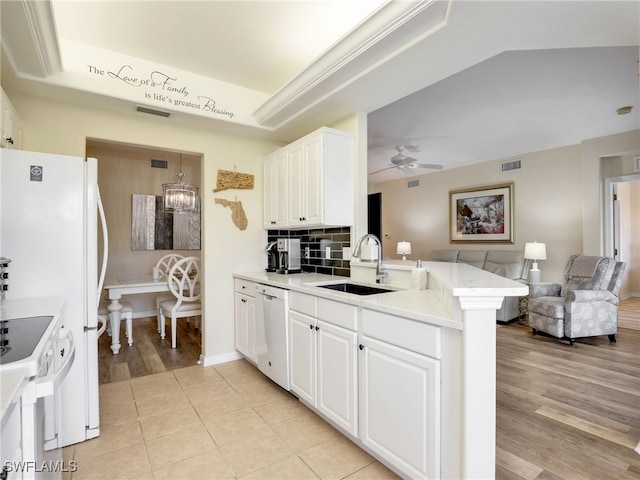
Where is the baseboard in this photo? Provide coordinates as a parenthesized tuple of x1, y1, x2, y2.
(621, 292, 639, 300)
(133, 310, 157, 319)
(199, 351, 244, 367)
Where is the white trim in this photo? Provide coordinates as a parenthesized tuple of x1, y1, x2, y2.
(603, 173, 640, 257)
(253, 0, 449, 129)
(132, 310, 157, 319)
(199, 351, 244, 367)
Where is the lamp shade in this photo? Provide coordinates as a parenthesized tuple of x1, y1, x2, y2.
(524, 242, 547, 260)
(396, 241, 412, 255)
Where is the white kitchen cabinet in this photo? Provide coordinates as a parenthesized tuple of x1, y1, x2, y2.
(1, 89, 22, 150)
(289, 310, 317, 404)
(1, 377, 25, 480)
(316, 319, 358, 436)
(359, 310, 441, 479)
(262, 149, 289, 228)
(287, 133, 323, 226)
(289, 293, 358, 436)
(234, 279, 257, 363)
(264, 127, 354, 230)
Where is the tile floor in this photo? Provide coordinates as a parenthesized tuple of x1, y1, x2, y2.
(63, 359, 400, 479)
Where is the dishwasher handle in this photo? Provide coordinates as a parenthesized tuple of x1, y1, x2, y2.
(255, 284, 288, 300)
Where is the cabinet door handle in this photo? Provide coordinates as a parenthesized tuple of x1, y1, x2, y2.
(309, 324, 313, 329)
(5, 137, 13, 145)
(359, 344, 364, 350)
(315, 325, 319, 331)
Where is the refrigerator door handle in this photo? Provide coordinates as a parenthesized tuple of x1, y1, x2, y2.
(85, 318, 108, 337)
(96, 186, 109, 304)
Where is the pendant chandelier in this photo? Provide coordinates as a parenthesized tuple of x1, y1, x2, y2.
(162, 154, 199, 212)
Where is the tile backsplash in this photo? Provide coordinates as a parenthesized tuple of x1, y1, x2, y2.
(267, 226, 351, 277)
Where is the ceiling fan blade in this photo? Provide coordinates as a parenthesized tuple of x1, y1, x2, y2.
(391, 154, 418, 164)
(403, 145, 420, 153)
(415, 163, 444, 170)
(368, 166, 396, 175)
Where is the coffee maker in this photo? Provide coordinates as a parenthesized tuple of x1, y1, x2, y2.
(277, 238, 301, 274)
(265, 241, 279, 272)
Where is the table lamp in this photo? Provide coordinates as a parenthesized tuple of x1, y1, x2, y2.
(396, 241, 412, 261)
(524, 241, 546, 283)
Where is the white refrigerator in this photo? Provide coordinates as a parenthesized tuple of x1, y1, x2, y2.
(0, 148, 107, 447)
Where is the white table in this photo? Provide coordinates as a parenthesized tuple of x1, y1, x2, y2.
(104, 276, 169, 354)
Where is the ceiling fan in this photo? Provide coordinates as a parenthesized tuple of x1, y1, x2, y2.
(369, 145, 443, 176)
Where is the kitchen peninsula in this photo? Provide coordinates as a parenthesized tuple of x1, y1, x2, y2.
(234, 260, 528, 479)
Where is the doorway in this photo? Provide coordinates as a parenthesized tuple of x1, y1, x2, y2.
(87, 139, 203, 383)
(605, 173, 640, 330)
(368, 192, 382, 248)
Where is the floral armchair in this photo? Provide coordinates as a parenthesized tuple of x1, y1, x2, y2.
(528, 254, 626, 345)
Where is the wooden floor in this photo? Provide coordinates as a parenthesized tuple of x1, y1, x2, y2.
(98, 315, 201, 384)
(619, 296, 640, 330)
(98, 300, 640, 478)
(496, 319, 640, 479)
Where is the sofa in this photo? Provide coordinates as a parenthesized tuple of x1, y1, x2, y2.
(429, 249, 530, 322)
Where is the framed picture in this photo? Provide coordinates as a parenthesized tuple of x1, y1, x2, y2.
(449, 183, 514, 243)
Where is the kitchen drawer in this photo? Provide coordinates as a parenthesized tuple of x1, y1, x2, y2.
(290, 291, 317, 317)
(234, 278, 256, 297)
(361, 309, 441, 359)
(318, 299, 357, 331)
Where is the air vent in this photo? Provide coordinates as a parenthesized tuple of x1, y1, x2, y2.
(501, 159, 521, 172)
(151, 159, 168, 169)
(407, 179, 420, 188)
(635, 156, 640, 172)
(135, 105, 171, 117)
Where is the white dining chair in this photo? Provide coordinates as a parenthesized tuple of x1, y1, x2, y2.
(159, 256, 202, 349)
(153, 253, 184, 333)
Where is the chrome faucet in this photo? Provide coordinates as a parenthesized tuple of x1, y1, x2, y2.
(352, 234, 388, 283)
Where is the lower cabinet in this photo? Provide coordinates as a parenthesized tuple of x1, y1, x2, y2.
(0, 394, 23, 479)
(278, 288, 444, 478)
(289, 310, 358, 436)
(359, 315, 441, 479)
(234, 280, 256, 363)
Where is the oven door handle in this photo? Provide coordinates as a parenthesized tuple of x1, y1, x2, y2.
(36, 330, 76, 399)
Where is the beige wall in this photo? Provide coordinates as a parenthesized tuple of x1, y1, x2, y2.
(372, 132, 640, 285)
(10, 91, 278, 363)
(373, 144, 584, 282)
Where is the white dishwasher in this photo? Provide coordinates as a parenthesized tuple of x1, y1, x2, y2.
(254, 284, 290, 390)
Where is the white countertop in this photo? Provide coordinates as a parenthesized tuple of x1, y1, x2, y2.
(0, 297, 66, 423)
(0, 297, 66, 321)
(234, 261, 527, 330)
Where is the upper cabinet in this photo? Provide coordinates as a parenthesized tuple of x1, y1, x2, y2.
(1, 89, 22, 150)
(263, 127, 354, 230)
(263, 148, 289, 228)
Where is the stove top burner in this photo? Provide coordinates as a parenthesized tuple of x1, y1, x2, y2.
(0, 316, 54, 364)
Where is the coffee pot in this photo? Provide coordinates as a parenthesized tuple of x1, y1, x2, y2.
(276, 238, 301, 274)
(265, 241, 279, 272)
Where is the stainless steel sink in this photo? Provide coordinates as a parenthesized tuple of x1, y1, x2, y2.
(313, 282, 394, 296)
